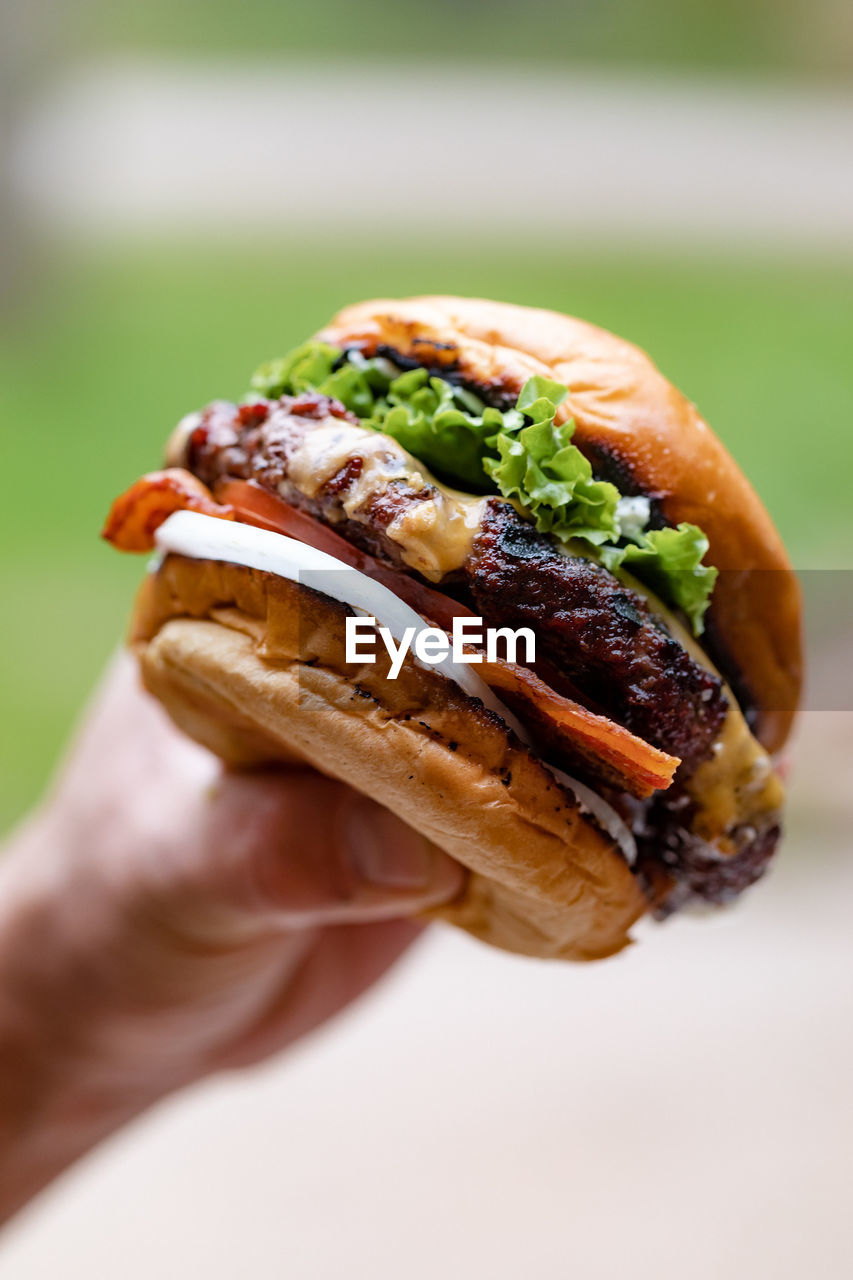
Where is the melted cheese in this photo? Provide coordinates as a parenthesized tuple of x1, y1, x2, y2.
(168, 408, 484, 580)
(689, 705, 783, 849)
(386, 497, 486, 582)
(284, 422, 486, 581)
(617, 569, 783, 846)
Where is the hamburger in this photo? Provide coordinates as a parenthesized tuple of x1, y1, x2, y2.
(103, 296, 802, 961)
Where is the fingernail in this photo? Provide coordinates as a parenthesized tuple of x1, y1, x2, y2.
(344, 798, 436, 889)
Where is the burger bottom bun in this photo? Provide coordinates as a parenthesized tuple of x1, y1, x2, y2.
(131, 555, 647, 961)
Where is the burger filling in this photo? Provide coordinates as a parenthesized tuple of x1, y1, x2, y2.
(104, 341, 785, 915)
(174, 395, 726, 773)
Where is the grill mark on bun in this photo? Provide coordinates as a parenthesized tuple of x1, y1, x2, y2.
(373, 343, 520, 412)
(572, 438, 669, 530)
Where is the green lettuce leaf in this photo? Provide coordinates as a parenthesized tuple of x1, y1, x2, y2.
(483, 402, 620, 542)
(246, 344, 718, 632)
(365, 367, 510, 491)
(599, 524, 718, 634)
(251, 342, 341, 399)
(251, 343, 397, 418)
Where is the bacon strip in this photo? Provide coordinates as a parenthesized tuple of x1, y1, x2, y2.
(471, 655, 679, 798)
(102, 469, 234, 552)
(103, 470, 678, 796)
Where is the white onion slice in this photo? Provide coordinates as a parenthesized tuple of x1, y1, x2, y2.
(154, 510, 636, 863)
(546, 765, 637, 865)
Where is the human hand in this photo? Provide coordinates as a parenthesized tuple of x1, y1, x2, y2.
(0, 653, 463, 1223)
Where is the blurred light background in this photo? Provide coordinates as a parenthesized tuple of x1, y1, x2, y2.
(0, 1, 851, 1276)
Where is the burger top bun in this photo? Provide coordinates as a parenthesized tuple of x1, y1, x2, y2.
(319, 296, 802, 753)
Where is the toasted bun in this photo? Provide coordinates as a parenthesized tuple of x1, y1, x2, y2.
(130, 554, 646, 961)
(319, 297, 802, 752)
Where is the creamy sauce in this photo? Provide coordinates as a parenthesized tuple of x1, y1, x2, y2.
(386, 497, 486, 582)
(284, 423, 486, 581)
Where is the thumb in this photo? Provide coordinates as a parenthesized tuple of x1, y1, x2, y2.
(206, 770, 466, 928)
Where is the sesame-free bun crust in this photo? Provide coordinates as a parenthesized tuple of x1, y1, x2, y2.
(319, 297, 802, 752)
(131, 554, 646, 961)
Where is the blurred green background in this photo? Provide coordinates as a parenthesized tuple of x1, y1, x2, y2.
(68, 0, 853, 78)
(1, 0, 852, 833)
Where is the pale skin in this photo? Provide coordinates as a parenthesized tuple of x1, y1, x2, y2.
(0, 654, 464, 1226)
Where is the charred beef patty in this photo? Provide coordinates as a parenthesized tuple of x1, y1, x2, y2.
(183, 392, 437, 570)
(468, 505, 725, 774)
